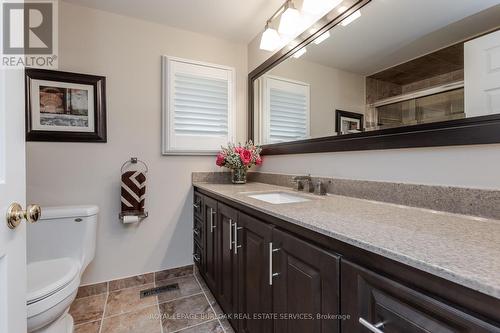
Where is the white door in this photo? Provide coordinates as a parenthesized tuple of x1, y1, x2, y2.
(464, 30, 500, 117)
(0, 67, 28, 332)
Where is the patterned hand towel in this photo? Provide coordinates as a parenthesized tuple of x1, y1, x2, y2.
(121, 171, 146, 213)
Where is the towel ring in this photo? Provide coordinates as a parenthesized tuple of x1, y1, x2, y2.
(121, 157, 148, 174)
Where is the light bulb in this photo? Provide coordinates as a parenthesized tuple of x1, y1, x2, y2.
(259, 26, 281, 51)
(279, 7, 301, 36)
(341, 10, 361, 26)
(314, 31, 330, 45)
(293, 47, 307, 58)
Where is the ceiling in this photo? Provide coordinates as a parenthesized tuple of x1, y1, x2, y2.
(301, 0, 500, 75)
(61, 0, 284, 43)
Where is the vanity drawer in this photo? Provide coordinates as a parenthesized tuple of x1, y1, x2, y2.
(193, 192, 204, 219)
(341, 260, 500, 333)
(193, 217, 203, 247)
(193, 241, 203, 269)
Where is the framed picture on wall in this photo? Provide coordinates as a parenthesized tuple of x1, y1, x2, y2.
(25, 68, 107, 142)
(335, 109, 364, 135)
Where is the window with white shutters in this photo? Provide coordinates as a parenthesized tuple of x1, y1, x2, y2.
(262, 76, 310, 144)
(162, 56, 235, 154)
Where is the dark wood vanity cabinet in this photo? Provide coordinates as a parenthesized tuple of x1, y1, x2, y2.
(217, 203, 240, 327)
(193, 189, 500, 333)
(193, 217, 203, 248)
(272, 228, 340, 333)
(195, 195, 275, 332)
(237, 213, 273, 333)
(202, 195, 218, 293)
(194, 191, 341, 333)
(341, 260, 500, 333)
(193, 191, 204, 219)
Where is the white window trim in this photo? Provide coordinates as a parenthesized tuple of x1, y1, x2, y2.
(161, 55, 236, 155)
(260, 75, 310, 144)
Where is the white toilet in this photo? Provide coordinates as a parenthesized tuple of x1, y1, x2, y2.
(26, 205, 99, 333)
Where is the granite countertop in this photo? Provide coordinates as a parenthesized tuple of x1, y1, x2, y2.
(193, 181, 500, 300)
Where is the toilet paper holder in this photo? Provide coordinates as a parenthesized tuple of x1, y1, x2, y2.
(119, 211, 148, 221)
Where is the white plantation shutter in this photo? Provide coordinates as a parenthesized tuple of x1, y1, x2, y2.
(262, 76, 310, 144)
(173, 73, 228, 136)
(162, 56, 235, 154)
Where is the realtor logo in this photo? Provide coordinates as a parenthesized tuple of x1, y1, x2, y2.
(1, 0, 58, 68)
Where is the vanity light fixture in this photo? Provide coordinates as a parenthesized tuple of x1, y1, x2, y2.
(292, 47, 307, 58)
(341, 10, 361, 26)
(258, 0, 340, 51)
(303, 0, 342, 15)
(337, 6, 348, 13)
(278, 0, 301, 36)
(260, 22, 281, 51)
(313, 31, 331, 44)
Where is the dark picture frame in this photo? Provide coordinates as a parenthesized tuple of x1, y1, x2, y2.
(335, 110, 364, 135)
(25, 68, 107, 142)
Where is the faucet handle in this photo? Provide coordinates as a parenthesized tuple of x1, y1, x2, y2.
(291, 178, 304, 191)
(314, 180, 328, 196)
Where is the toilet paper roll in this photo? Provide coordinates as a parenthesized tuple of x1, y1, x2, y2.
(122, 215, 139, 224)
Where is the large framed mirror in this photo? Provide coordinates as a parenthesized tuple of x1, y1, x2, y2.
(249, 0, 500, 154)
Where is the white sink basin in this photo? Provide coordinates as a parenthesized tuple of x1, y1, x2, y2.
(247, 192, 311, 204)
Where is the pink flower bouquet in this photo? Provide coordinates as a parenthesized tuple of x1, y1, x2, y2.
(216, 141, 262, 184)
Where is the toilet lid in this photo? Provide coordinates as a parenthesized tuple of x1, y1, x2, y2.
(27, 258, 80, 304)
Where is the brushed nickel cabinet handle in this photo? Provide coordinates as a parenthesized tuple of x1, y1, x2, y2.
(359, 318, 385, 333)
(233, 223, 242, 255)
(229, 218, 233, 251)
(209, 208, 216, 232)
(269, 242, 280, 285)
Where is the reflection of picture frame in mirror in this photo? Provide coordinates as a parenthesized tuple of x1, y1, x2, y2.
(335, 110, 364, 135)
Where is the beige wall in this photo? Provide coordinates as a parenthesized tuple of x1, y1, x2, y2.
(26, 1, 247, 285)
(248, 27, 500, 190)
(267, 58, 365, 138)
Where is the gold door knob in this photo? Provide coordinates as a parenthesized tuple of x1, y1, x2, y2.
(6, 203, 42, 229)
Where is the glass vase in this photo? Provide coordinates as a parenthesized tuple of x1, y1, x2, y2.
(231, 168, 247, 184)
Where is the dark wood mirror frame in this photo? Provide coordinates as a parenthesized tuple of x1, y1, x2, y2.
(248, 0, 500, 155)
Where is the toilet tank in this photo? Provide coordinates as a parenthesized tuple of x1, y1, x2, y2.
(27, 205, 99, 274)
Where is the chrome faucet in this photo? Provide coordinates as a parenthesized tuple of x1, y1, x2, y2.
(292, 175, 329, 196)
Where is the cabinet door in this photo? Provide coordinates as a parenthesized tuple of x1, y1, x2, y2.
(203, 196, 218, 293)
(217, 203, 239, 322)
(238, 213, 274, 333)
(341, 260, 500, 333)
(272, 229, 340, 333)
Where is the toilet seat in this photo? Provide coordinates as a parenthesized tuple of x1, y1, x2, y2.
(27, 258, 80, 319)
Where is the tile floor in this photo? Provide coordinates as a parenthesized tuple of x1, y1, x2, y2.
(70, 267, 235, 333)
